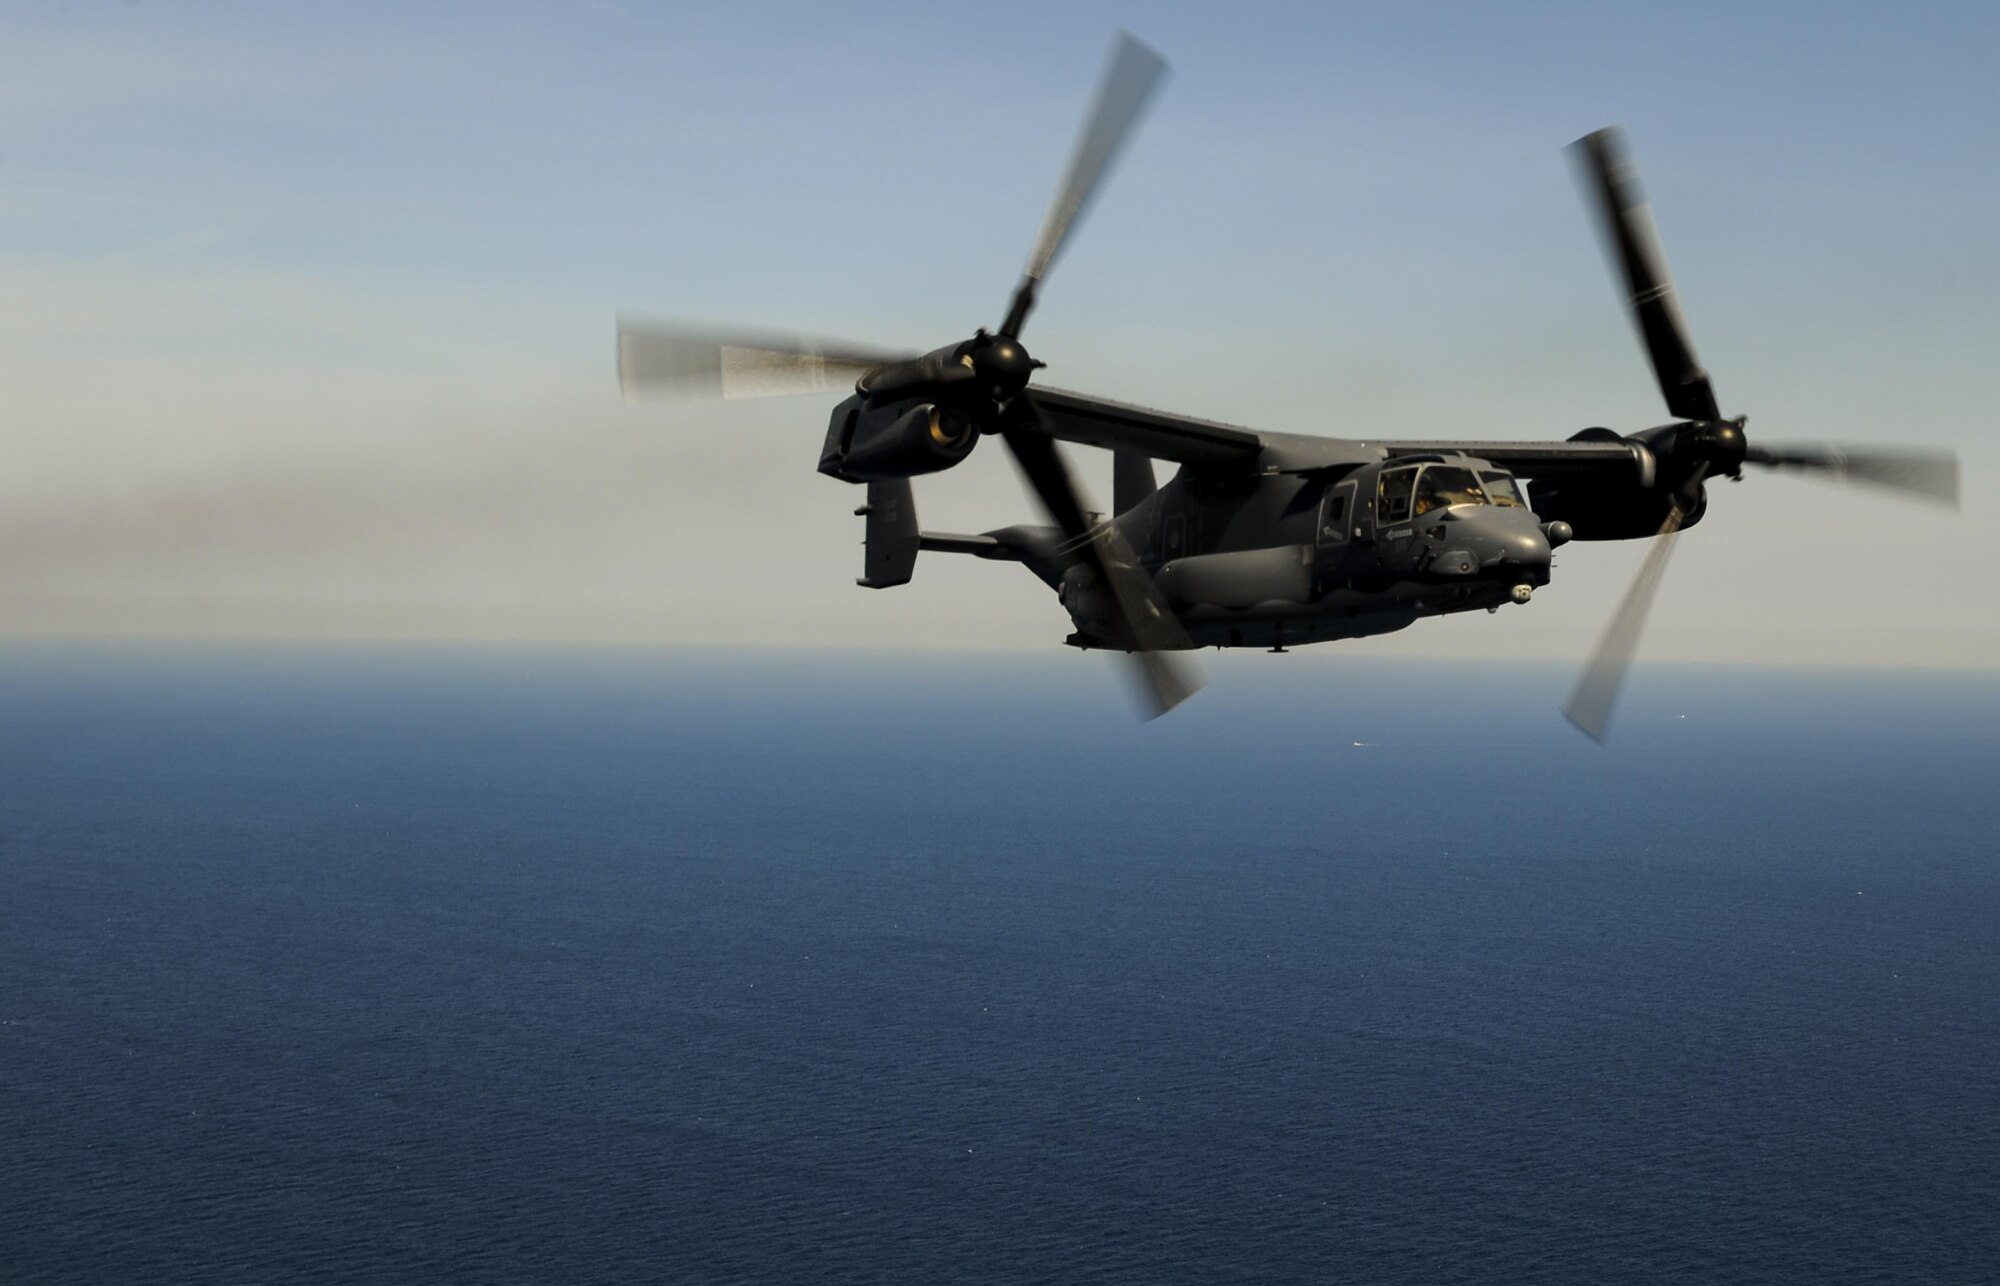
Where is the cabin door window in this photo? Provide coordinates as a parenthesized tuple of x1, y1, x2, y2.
(1318, 481, 1356, 547)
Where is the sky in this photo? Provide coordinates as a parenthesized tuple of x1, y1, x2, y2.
(1, 1, 1994, 672)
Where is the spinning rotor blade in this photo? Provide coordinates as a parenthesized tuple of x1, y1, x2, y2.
(1563, 477, 1704, 743)
(1570, 128, 1722, 424)
(617, 317, 911, 401)
(1744, 444, 1960, 507)
(1002, 395, 1201, 718)
(1001, 31, 1169, 337)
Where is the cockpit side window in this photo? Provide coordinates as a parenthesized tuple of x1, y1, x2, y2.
(1377, 467, 1417, 523)
(1479, 471, 1525, 508)
(1414, 466, 1486, 516)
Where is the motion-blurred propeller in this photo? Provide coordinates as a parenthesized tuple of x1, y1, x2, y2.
(986, 32, 1196, 717)
(617, 318, 911, 401)
(1565, 127, 1960, 741)
(1570, 127, 1720, 424)
(1561, 480, 1698, 743)
(1744, 444, 1960, 506)
(1000, 32, 1169, 338)
(1003, 394, 1199, 718)
(617, 32, 1194, 720)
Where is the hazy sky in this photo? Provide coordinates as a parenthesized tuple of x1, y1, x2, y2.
(2, 1, 1994, 671)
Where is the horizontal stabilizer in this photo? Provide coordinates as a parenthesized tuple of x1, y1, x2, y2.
(918, 532, 1004, 557)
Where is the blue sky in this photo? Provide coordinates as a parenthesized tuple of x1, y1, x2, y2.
(1, 2, 1993, 667)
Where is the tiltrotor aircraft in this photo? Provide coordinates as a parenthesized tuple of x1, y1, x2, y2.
(618, 33, 1958, 738)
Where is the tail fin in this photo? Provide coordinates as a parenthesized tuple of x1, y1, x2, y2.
(855, 480, 919, 588)
(1113, 451, 1156, 515)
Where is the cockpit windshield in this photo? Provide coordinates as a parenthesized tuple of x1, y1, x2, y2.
(1480, 471, 1525, 508)
(1379, 463, 1528, 522)
(1413, 466, 1487, 516)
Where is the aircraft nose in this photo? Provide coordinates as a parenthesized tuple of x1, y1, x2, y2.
(1496, 526, 1552, 567)
(1469, 513, 1552, 581)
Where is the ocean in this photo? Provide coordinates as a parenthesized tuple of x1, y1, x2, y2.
(3, 642, 1995, 1284)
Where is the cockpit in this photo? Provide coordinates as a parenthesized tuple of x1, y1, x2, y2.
(1377, 462, 1526, 524)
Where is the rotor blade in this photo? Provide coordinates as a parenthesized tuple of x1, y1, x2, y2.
(1745, 444, 1960, 508)
(1000, 397, 1201, 718)
(1089, 521, 1203, 717)
(616, 316, 910, 401)
(1569, 128, 1722, 423)
(1124, 641, 1204, 721)
(1000, 411, 1190, 656)
(1562, 496, 1693, 743)
(1001, 31, 1169, 337)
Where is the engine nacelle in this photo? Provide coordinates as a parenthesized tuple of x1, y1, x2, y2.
(1532, 426, 1711, 539)
(818, 394, 978, 483)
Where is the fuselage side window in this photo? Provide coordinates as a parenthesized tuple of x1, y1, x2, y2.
(1378, 467, 1417, 524)
(1319, 489, 1348, 544)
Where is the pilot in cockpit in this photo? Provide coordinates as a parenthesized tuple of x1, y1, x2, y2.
(1413, 466, 1489, 516)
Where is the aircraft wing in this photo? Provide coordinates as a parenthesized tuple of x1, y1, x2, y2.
(1379, 436, 1669, 538)
(1378, 437, 1658, 502)
(1030, 388, 1266, 465)
(1018, 392, 1664, 500)
(1025, 396, 1660, 479)
(1378, 438, 1653, 477)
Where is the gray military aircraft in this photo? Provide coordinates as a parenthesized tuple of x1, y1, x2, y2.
(618, 33, 1958, 738)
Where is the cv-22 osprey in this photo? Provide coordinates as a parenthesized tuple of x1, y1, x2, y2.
(618, 33, 1957, 738)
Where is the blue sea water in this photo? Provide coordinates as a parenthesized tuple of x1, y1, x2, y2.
(2, 642, 1996, 1284)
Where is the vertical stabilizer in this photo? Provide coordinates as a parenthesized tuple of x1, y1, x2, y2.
(855, 480, 919, 588)
(1113, 451, 1156, 515)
